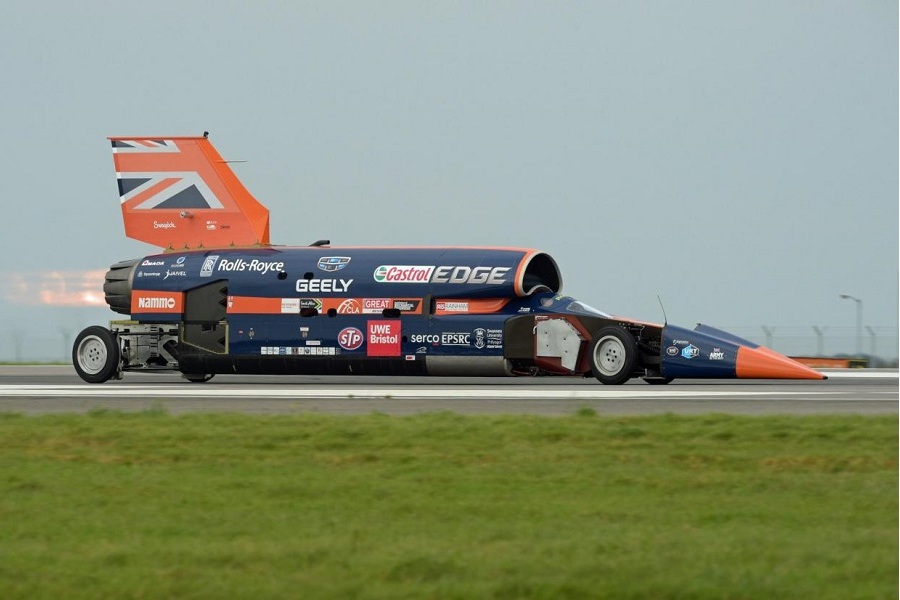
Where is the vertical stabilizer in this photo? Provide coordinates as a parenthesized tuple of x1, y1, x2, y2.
(111, 135, 270, 249)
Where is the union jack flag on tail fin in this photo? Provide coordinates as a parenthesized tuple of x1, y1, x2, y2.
(110, 135, 270, 249)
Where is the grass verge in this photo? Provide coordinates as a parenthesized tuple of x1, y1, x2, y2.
(0, 411, 896, 599)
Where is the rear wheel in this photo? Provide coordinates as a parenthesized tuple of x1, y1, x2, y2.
(73, 326, 120, 383)
(589, 326, 637, 385)
(182, 373, 215, 383)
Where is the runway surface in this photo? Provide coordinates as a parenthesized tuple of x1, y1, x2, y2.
(0, 366, 895, 415)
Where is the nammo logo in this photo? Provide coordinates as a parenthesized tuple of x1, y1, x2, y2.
(131, 292, 182, 313)
(137, 297, 175, 309)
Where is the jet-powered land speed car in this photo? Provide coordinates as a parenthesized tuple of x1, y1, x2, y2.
(72, 134, 825, 384)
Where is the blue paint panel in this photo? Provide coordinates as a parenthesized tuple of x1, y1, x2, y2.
(661, 324, 739, 378)
(132, 247, 547, 299)
(225, 314, 508, 358)
(693, 324, 760, 349)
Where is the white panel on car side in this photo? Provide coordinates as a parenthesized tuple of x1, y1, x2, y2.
(536, 319, 584, 372)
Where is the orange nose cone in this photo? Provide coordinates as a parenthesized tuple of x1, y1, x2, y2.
(736, 346, 827, 380)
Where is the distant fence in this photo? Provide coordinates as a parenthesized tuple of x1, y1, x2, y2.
(721, 326, 899, 367)
(790, 357, 871, 369)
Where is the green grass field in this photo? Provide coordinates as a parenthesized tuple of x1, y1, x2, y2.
(0, 410, 896, 599)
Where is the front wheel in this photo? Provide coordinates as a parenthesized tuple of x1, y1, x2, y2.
(73, 326, 120, 383)
(589, 326, 637, 385)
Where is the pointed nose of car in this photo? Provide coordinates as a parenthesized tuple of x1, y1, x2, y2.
(661, 323, 827, 380)
(735, 345, 826, 380)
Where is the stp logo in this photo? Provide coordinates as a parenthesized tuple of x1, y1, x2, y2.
(338, 327, 364, 351)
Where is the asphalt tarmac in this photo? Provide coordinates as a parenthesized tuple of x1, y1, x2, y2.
(0, 366, 895, 415)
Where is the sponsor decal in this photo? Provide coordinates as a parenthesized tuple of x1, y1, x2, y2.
(363, 298, 392, 313)
(709, 348, 725, 360)
(164, 269, 187, 279)
(295, 278, 353, 293)
(281, 298, 300, 314)
(473, 328, 486, 349)
(131, 291, 183, 314)
(337, 298, 362, 314)
(305, 340, 321, 346)
(141, 259, 165, 267)
(153, 221, 176, 229)
(483, 328, 503, 350)
(261, 346, 337, 356)
(317, 256, 351, 272)
(681, 344, 700, 359)
(436, 301, 468, 313)
(373, 265, 510, 285)
(200, 255, 219, 277)
(367, 321, 401, 357)
(215, 258, 285, 275)
(170, 256, 186, 267)
(409, 334, 441, 344)
(138, 297, 175, 310)
(373, 265, 434, 283)
(206, 220, 217, 231)
(666, 346, 679, 356)
(405, 355, 416, 361)
(430, 266, 509, 285)
(518, 306, 532, 313)
(407, 329, 501, 349)
(299, 299, 323, 311)
(138, 271, 161, 278)
(393, 300, 420, 312)
(415, 346, 428, 354)
(441, 332, 471, 346)
(338, 327, 364, 351)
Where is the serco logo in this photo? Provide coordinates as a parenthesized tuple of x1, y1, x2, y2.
(137, 297, 176, 309)
(338, 327, 364, 351)
(374, 265, 434, 283)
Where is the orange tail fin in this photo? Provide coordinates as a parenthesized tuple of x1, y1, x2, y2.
(110, 135, 270, 249)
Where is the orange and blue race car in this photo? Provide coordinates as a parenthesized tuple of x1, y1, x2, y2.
(72, 134, 825, 385)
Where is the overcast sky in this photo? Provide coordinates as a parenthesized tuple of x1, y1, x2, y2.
(0, 2, 896, 359)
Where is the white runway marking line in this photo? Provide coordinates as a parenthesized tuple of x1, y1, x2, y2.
(0, 385, 837, 400)
(819, 371, 898, 379)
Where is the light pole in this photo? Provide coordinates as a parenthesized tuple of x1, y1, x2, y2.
(839, 294, 862, 356)
(865, 325, 876, 359)
(812, 326, 827, 356)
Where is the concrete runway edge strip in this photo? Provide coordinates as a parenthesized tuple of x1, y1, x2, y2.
(0, 385, 840, 400)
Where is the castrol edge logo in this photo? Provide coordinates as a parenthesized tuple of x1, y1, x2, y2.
(131, 291, 183, 313)
(373, 265, 509, 285)
(373, 265, 434, 283)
